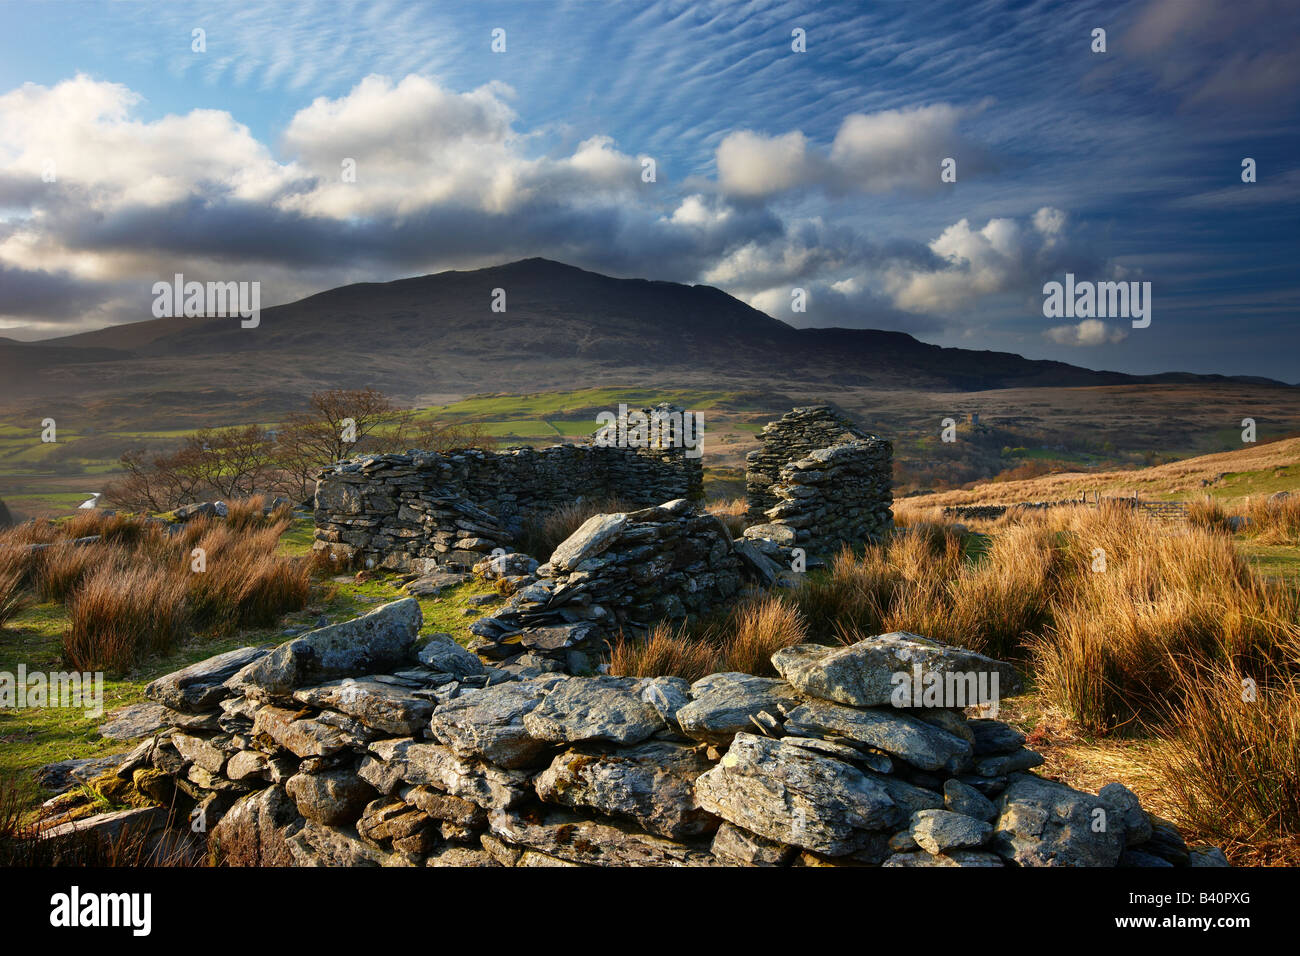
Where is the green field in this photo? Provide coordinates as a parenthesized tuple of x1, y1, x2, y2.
(1, 386, 773, 518)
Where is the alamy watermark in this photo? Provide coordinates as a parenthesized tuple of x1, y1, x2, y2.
(1042, 273, 1151, 329)
(890, 663, 1001, 716)
(151, 273, 260, 328)
(594, 403, 704, 459)
(0, 666, 104, 718)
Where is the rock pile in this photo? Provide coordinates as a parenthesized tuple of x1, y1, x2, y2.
(78, 601, 1223, 868)
(464, 498, 747, 668)
(314, 444, 702, 570)
(745, 406, 870, 518)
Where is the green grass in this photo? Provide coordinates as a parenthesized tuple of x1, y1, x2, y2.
(1239, 542, 1300, 582)
(0, 516, 504, 810)
(1207, 464, 1300, 499)
(412, 387, 747, 424)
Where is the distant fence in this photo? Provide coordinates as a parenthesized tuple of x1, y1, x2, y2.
(943, 492, 1189, 522)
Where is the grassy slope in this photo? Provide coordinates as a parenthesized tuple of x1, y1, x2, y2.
(908, 436, 1300, 507)
(0, 516, 501, 809)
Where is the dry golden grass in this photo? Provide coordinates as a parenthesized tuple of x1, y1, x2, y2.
(607, 620, 719, 683)
(1149, 654, 1300, 858)
(0, 500, 311, 673)
(706, 497, 749, 538)
(64, 564, 190, 671)
(608, 595, 807, 681)
(0, 562, 27, 627)
(906, 436, 1300, 508)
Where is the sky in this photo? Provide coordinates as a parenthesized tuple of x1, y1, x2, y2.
(0, 0, 1297, 380)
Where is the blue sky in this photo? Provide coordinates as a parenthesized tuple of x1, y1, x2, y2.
(0, 0, 1297, 380)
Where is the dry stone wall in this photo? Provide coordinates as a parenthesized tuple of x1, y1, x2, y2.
(106, 599, 1224, 868)
(314, 442, 702, 569)
(744, 407, 893, 556)
(464, 498, 747, 664)
(746, 406, 870, 517)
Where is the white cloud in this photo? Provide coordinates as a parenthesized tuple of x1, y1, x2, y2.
(884, 207, 1074, 314)
(715, 104, 975, 199)
(715, 129, 812, 199)
(1045, 319, 1128, 346)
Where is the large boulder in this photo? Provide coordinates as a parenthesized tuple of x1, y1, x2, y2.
(772, 632, 1021, 709)
(146, 645, 271, 713)
(534, 740, 717, 840)
(522, 676, 665, 746)
(694, 733, 900, 856)
(229, 599, 422, 699)
(991, 774, 1127, 866)
(429, 681, 550, 769)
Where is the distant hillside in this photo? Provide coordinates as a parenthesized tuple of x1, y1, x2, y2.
(1, 258, 1289, 405)
(905, 436, 1300, 507)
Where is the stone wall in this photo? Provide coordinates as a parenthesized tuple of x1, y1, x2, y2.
(464, 498, 746, 664)
(743, 406, 892, 556)
(746, 406, 869, 518)
(107, 599, 1223, 868)
(314, 440, 703, 569)
(746, 440, 894, 556)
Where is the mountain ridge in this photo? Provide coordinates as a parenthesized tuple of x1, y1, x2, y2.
(1, 258, 1292, 402)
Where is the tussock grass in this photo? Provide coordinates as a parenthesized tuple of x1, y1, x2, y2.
(0, 499, 311, 673)
(607, 595, 807, 681)
(64, 564, 190, 671)
(0, 561, 27, 628)
(1151, 653, 1300, 852)
(789, 503, 1300, 850)
(706, 497, 748, 538)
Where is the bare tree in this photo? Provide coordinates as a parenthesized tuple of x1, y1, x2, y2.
(271, 388, 412, 501)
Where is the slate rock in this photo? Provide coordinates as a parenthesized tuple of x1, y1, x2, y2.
(285, 769, 376, 826)
(676, 673, 801, 745)
(292, 678, 435, 735)
(145, 645, 270, 713)
(488, 806, 712, 867)
(523, 676, 665, 746)
(909, 808, 993, 854)
(710, 822, 798, 866)
(694, 733, 900, 856)
(534, 740, 717, 840)
(209, 785, 302, 866)
(417, 633, 485, 679)
(429, 681, 550, 769)
(992, 774, 1126, 866)
(944, 778, 998, 822)
(783, 698, 972, 773)
(229, 599, 422, 699)
(772, 632, 1020, 708)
